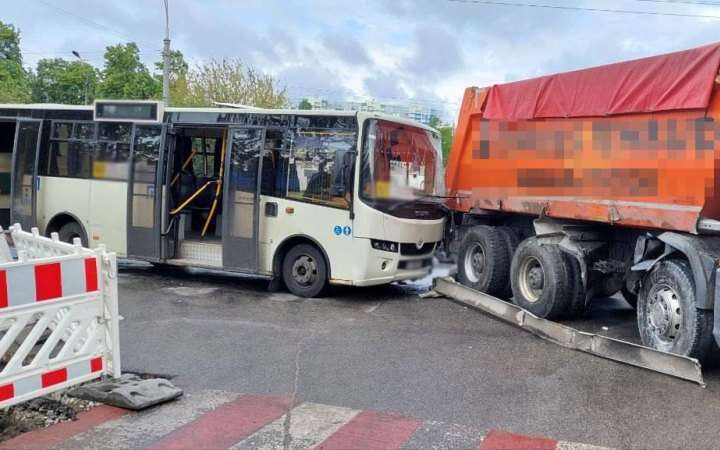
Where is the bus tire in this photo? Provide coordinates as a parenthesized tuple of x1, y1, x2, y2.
(57, 221, 87, 247)
(510, 237, 572, 319)
(282, 243, 328, 298)
(637, 259, 715, 362)
(457, 225, 511, 297)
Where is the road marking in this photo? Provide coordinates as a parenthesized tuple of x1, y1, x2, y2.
(146, 394, 291, 450)
(315, 410, 422, 450)
(0, 405, 128, 450)
(479, 430, 558, 450)
(232, 402, 360, 450)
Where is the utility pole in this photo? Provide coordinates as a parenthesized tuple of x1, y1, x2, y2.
(162, 0, 171, 106)
(72, 51, 90, 105)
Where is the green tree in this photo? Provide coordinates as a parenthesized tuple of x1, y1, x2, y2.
(439, 125, 454, 163)
(32, 58, 97, 104)
(0, 21, 30, 103)
(298, 98, 312, 110)
(96, 43, 160, 99)
(428, 115, 442, 129)
(173, 58, 287, 108)
(154, 49, 189, 106)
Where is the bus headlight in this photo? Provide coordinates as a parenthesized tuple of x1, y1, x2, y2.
(371, 239, 398, 253)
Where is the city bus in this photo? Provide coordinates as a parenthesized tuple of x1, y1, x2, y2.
(0, 100, 445, 296)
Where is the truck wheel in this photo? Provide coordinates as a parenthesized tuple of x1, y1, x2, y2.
(637, 259, 715, 362)
(497, 227, 521, 299)
(282, 244, 327, 298)
(457, 225, 511, 297)
(510, 238, 572, 319)
(57, 221, 87, 247)
(564, 253, 587, 319)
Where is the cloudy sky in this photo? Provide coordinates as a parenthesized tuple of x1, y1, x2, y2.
(5, 0, 720, 120)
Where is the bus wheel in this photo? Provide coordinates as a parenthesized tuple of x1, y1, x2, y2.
(637, 259, 715, 362)
(457, 225, 511, 297)
(282, 244, 328, 298)
(510, 237, 572, 319)
(58, 221, 87, 247)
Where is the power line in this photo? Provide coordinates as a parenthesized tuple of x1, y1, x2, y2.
(34, 0, 158, 49)
(446, 0, 720, 19)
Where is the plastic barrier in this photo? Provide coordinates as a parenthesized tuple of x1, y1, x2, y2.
(0, 224, 120, 408)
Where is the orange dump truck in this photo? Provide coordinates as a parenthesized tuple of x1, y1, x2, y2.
(444, 43, 720, 362)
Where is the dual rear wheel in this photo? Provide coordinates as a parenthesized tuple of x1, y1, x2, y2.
(456, 226, 716, 362)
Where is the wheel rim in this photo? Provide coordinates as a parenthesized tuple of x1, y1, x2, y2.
(463, 243, 486, 283)
(291, 254, 318, 287)
(518, 256, 544, 303)
(645, 284, 682, 344)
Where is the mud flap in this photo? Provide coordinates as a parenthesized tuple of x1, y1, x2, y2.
(432, 277, 705, 386)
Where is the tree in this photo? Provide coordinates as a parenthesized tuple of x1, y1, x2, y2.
(439, 125, 454, 163)
(428, 115, 442, 129)
(154, 49, 190, 106)
(0, 21, 30, 103)
(172, 58, 287, 108)
(298, 98, 312, 110)
(96, 43, 160, 100)
(32, 58, 97, 104)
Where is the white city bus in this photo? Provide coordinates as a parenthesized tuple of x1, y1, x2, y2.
(1, 100, 445, 296)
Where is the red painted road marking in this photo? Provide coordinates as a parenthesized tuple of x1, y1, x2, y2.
(0, 405, 128, 450)
(35, 262, 62, 301)
(146, 394, 291, 450)
(315, 410, 422, 450)
(479, 430, 558, 450)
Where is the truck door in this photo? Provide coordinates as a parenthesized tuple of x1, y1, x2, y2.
(222, 126, 265, 271)
(126, 124, 165, 260)
(10, 119, 42, 229)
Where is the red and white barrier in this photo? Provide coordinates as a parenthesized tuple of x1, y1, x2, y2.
(0, 224, 120, 409)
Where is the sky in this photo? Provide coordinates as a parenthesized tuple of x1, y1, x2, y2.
(5, 0, 720, 121)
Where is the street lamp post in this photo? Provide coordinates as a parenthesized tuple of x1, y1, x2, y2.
(162, 0, 171, 106)
(72, 51, 90, 105)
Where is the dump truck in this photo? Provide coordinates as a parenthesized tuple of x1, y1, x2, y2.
(444, 42, 720, 363)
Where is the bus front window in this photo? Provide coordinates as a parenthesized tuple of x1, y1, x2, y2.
(360, 119, 444, 219)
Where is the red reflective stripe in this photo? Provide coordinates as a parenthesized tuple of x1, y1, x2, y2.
(0, 384, 13, 401)
(35, 263, 62, 301)
(316, 410, 422, 450)
(84, 257, 98, 292)
(90, 357, 103, 373)
(479, 431, 558, 450)
(41, 368, 67, 388)
(0, 270, 7, 308)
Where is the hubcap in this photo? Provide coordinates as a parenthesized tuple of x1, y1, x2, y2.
(646, 285, 682, 343)
(463, 243, 486, 283)
(291, 255, 318, 286)
(518, 256, 544, 303)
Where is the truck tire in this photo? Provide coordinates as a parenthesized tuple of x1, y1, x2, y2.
(497, 227, 521, 299)
(57, 221, 87, 247)
(457, 225, 512, 297)
(564, 253, 587, 319)
(510, 237, 572, 319)
(637, 259, 715, 362)
(282, 244, 328, 298)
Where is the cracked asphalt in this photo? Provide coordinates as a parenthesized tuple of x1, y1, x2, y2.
(118, 262, 720, 449)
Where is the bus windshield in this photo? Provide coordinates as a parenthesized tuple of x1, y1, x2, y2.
(360, 119, 444, 219)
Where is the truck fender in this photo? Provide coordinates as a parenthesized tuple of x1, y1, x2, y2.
(631, 232, 720, 310)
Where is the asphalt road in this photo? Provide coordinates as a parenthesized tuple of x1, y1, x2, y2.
(117, 262, 720, 449)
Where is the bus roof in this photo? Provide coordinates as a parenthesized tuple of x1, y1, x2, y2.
(0, 103, 438, 132)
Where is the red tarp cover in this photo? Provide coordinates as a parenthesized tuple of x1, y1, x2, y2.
(482, 43, 720, 120)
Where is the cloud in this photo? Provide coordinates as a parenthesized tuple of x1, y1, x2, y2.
(364, 73, 406, 100)
(403, 27, 464, 80)
(323, 34, 371, 66)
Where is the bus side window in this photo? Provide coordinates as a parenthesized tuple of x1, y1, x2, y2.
(261, 128, 291, 198)
(94, 123, 131, 181)
(287, 126, 356, 209)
